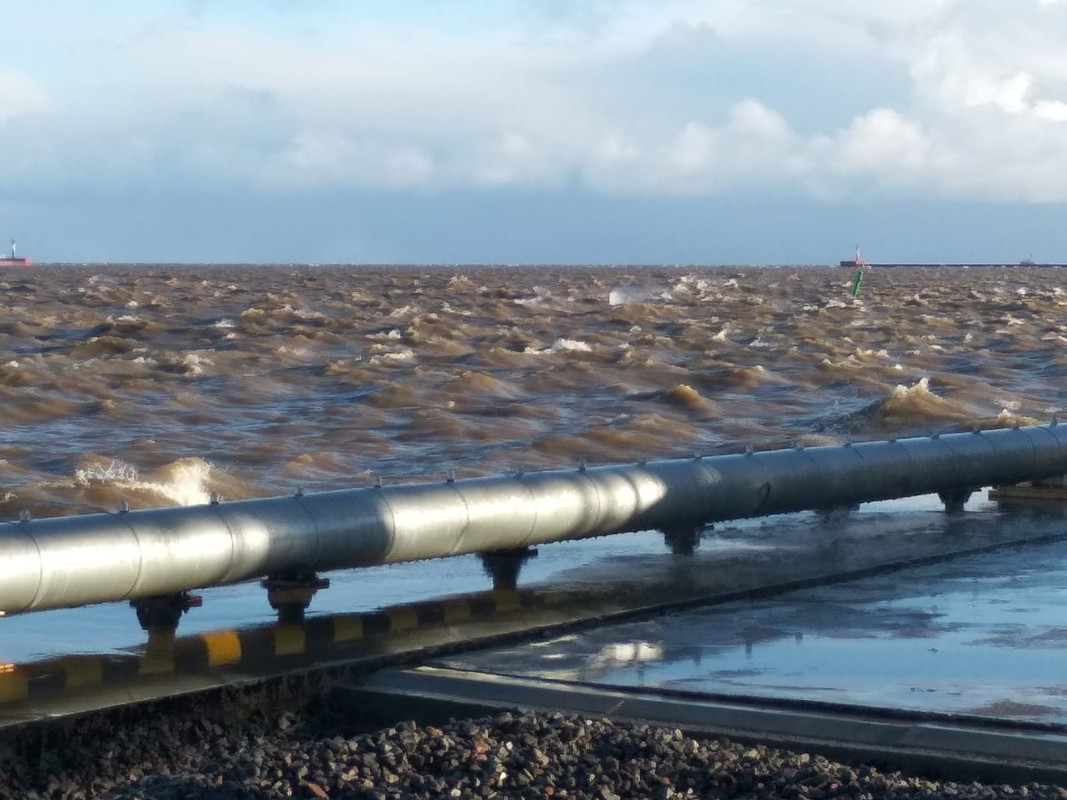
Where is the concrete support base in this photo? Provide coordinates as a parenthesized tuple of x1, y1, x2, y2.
(938, 488, 973, 514)
(129, 592, 202, 634)
(479, 547, 538, 591)
(261, 574, 330, 624)
(662, 525, 704, 556)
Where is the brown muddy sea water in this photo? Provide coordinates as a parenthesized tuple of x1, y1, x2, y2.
(1, 263, 1063, 519)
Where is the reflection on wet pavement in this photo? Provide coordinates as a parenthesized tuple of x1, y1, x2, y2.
(438, 535, 1067, 724)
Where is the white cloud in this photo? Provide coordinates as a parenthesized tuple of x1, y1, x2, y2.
(729, 99, 792, 142)
(0, 72, 52, 123)
(669, 122, 717, 174)
(7, 0, 1067, 204)
(911, 33, 1059, 118)
(833, 109, 929, 177)
(1034, 100, 1067, 121)
(267, 132, 435, 190)
(578, 99, 803, 196)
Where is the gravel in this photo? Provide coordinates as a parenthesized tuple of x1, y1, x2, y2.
(0, 696, 1064, 800)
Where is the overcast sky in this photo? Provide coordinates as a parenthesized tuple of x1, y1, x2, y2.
(2, 0, 1066, 264)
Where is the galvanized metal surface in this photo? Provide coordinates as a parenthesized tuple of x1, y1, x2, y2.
(2, 424, 1067, 614)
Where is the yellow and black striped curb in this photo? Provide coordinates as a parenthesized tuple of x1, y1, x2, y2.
(0, 587, 588, 705)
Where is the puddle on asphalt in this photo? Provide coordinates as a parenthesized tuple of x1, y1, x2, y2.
(440, 536, 1067, 724)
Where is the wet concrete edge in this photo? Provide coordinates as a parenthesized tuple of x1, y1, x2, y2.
(337, 666, 1067, 787)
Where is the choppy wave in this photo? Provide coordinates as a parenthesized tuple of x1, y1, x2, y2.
(0, 456, 261, 519)
(0, 263, 1063, 518)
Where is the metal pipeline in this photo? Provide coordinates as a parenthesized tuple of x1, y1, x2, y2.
(1, 424, 1066, 614)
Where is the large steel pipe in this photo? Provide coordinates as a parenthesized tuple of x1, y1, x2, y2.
(1, 424, 1066, 614)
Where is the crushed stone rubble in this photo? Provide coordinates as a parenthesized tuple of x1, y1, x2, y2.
(0, 702, 1064, 800)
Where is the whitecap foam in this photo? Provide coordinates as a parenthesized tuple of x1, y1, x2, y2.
(181, 353, 212, 375)
(74, 458, 216, 507)
(524, 338, 593, 355)
(609, 284, 656, 306)
(369, 329, 403, 340)
(75, 460, 140, 485)
(143, 459, 215, 506)
(890, 376, 933, 399)
(369, 347, 415, 364)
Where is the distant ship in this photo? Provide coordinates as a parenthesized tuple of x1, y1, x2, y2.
(836, 248, 1059, 268)
(839, 244, 867, 268)
(0, 239, 31, 267)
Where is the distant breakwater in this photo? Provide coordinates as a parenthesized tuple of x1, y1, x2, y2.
(841, 262, 1067, 268)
